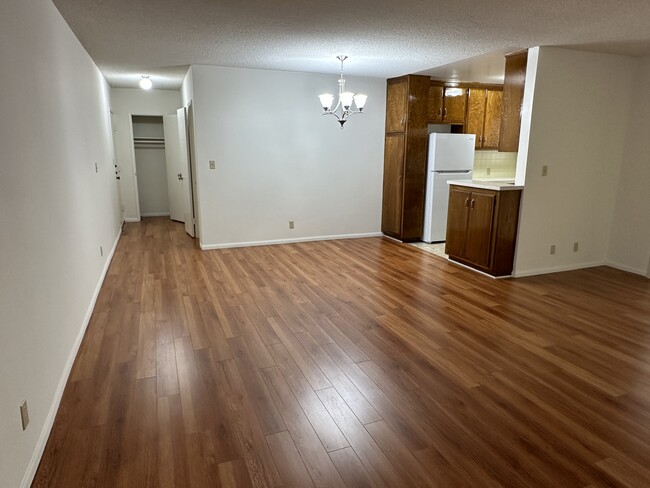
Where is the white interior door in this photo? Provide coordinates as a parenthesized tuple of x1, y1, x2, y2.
(162, 115, 184, 222)
(177, 107, 195, 237)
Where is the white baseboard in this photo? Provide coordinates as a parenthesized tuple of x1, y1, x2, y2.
(124, 217, 140, 223)
(140, 212, 170, 217)
(199, 232, 383, 250)
(606, 260, 648, 277)
(20, 229, 122, 488)
(512, 260, 607, 278)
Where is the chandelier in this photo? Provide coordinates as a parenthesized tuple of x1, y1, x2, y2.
(318, 56, 367, 128)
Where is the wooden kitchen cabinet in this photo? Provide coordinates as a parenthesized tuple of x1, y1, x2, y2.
(386, 77, 409, 132)
(427, 82, 467, 124)
(442, 87, 467, 124)
(484, 90, 503, 148)
(427, 84, 444, 123)
(381, 75, 430, 241)
(499, 50, 528, 152)
(445, 185, 522, 276)
(381, 134, 406, 236)
(466, 88, 502, 149)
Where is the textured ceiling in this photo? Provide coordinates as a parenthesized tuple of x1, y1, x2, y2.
(52, 0, 650, 90)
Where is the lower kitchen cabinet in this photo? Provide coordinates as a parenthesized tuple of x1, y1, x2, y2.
(445, 185, 522, 276)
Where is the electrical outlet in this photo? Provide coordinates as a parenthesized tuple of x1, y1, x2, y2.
(288, 220, 295, 230)
(486, 167, 491, 176)
(550, 244, 556, 255)
(100, 245, 104, 257)
(209, 160, 216, 169)
(573, 242, 579, 252)
(541, 165, 548, 177)
(20, 401, 29, 430)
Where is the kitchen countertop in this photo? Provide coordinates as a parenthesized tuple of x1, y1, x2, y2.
(447, 179, 524, 191)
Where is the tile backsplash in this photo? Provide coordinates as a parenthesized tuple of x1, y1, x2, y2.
(473, 151, 517, 179)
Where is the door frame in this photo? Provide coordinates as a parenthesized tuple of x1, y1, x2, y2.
(127, 114, 142, 221)
(184, 102, 199, 239)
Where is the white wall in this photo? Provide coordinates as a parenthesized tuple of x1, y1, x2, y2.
(134, 147, 170, 215)
(110, 88, 182, 220)
(190, 65, 386, 248)
(607, 56, 650, 276)
(0, 1, 122, 486)
(181, 66, 194, 108)
(513, 47, 636, 276)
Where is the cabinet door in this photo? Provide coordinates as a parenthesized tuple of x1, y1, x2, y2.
(381, 134, 405, 236)
(464, 191, 496, 268)
(465, 89, 486, 148)
(443, 88, 467, 124)
(445, 186, 472, 257)
(499, 51, 527, 151)
(483, 90, 502, 149)
(386, 78, 408, 133)
(427, 84, 444, 123)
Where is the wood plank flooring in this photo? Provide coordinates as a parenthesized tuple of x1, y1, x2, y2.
(33, 218, 650, 487)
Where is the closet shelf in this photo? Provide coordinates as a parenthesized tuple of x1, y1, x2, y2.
(133, 136, 165, 147)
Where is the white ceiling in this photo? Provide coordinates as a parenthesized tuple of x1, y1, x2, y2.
(52, 0, 650, 90)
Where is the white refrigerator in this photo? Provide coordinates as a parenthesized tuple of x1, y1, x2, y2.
(422, 133, 475, 243)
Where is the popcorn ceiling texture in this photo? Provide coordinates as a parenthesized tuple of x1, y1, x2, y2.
(52, 0, 650, 89)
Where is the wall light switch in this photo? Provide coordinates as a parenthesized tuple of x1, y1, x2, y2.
(573, 242, 579, 252)
(550, 244, 556, 255)
(541, 165, 548, 176)
(289, 220, 295, 229)
(209, 160, 216, 170)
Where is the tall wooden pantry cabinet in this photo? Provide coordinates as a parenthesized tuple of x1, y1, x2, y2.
(381, 75, 430, 241)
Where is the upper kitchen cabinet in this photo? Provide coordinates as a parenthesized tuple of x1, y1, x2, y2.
(382, 75, 430, 241)
(499, 50, 528, 152)
(386, 77, 409, 132)
(427, 83, 444, 123)
(443, 87, 468, 124)
(427, 82, 467, 125)
(466, 87, 503, 149)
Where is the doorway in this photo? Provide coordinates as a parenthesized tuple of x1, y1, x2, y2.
(130, 113, 195, 234)
(132, 116, 171, 218)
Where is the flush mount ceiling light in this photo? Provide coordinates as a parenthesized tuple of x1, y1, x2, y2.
(139, 76, 153, 90)
(318, 56, 367, 129)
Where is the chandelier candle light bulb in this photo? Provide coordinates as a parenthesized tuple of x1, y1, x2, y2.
(318, 55, 367, 128)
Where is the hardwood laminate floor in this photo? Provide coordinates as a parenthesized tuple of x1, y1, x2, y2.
(33, 218, 650, 487)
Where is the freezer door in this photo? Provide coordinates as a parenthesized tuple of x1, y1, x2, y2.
(422, 171, 472, 242)
(428, 133, 476, 172)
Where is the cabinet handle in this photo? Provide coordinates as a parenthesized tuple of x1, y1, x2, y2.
(465, 197, 470, 208)
(444, 108, 447, 118)
(471, 199, 475, 209)
(438, 108, 442, 118)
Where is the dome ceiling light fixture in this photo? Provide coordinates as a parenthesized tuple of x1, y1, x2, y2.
(139, 75, 153, 90)
(318, 56, 367, 129)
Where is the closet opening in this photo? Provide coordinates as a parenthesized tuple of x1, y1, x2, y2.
(132, 115, 172, 218)
(131, 113, 194, 233)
